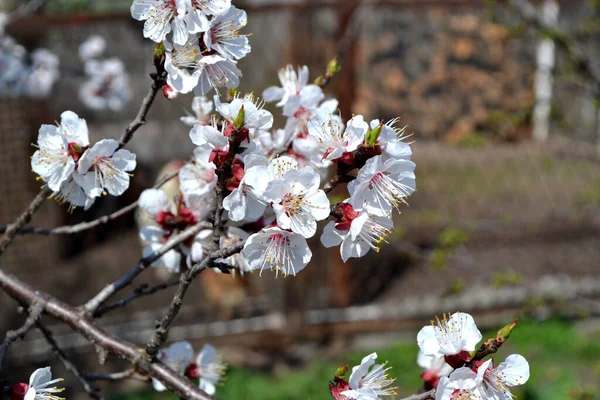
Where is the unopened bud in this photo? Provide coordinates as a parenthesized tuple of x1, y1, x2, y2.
(233, 105, 245, 130)
(327, 57, 341, 75)
(365, 122, 383, 146)
(162, 85, 178, 100)
(496, 318, 518, 343)
(154, 42, 166, 59)
(334, 365, 349, 380)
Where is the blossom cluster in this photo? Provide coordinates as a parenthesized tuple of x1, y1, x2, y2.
(31, 111, 137, 211)
(131, 0, 250, 95)
(143, 61, 415, 276)
(78, 35, 132, 111)
(329, 312, 529, 400)
(0, 13, 60, 98)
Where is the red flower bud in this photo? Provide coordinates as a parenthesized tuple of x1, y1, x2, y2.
(162, 85, 178, 100)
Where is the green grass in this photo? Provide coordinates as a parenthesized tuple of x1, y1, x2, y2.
(110, 319, 600, 400)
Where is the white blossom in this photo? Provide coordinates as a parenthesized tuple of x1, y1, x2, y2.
(152, 341, 195, 392)
(341, 352, 397, 399)
(181, 96, 213, 126)
(194, 344, 226, 395)
(216, 226, 251, 273)
(321, 204, 392, 262)
(31, 111, 89, 192)
(131, 0, 188, 45)
(348, 155, 416, 217)
(263, 166, 330, 238)
(477, 355, 530, 400)
(24, 49, 60, 99)
(74, 139, 136, 198)
(21, 367, 65, 400)
(78, 35, 106, 60)
(369, 118, 412, 160)
(204, 5, 250, 60)
(436, 368, 482, 400)
(179, 146, 218, 198)
(222, 155, 269, 222)
(308, 114, 367, 162)
(242, 226, 312, 277)
(262, 65, 310, 107)
(215, 93, 273, 132)
(183, 0, 232, 34)
(417, 312, 482, 359)
(80, 58, 131, 111)
(195, 54, 241, 95)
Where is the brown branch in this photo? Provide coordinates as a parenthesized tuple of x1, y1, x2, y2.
(0, 170, 180, 236)
(118, 75, 163, 149)
(0, 301, 44, 368)
(0, 268, 214, 400)
(145, 242, 244, 357)
(36, 322, 103, 400)
(84, 221, 212, 314)
(0, 187, 51, 256)
(93, 279, 180, 317)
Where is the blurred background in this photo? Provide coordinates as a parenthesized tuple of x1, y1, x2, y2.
(1, 0, 600, 399)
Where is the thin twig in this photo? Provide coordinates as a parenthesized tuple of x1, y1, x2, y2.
(0, 301, 44, 368)
(0, 187, 51, 256)
(0, 170, 179, 236)
(94, 279, 180, 317)
(145, 242, 244, 357)
(37, 322, 103, 400)
(84, 221, 212, 314)
(118, 77, 163, 149)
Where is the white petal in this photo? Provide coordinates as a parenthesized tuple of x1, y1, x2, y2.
(497, 354, 530, 386)
(417, 325, 443, 358)
(139, 189, 170, 216)
(320, 221, 345, 248)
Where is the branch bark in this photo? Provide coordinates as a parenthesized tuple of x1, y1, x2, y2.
(118, 77, 162, 149)
(0, 301, 44, 368)
(37, 322, 103, 400)
(94, 279, 180, 317)
(0, 170, 179, 236)
(0, 268, 214, 400)
(84, 221, 212, 314)
(145, 242, 244, 357)
(0, 187, 51, 256)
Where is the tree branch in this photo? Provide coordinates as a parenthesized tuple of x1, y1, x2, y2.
(118, 76, 163, 149)
(0, 301, 44, 368)
(145, 242, 244, 357)
(0, 170, 179, 236)
(36, 322, 103, 400)
(94, 279, 180, 317)
(84, 221, 212, 314)
(0, 187, 52, 256)
(0, 267, 214, 400)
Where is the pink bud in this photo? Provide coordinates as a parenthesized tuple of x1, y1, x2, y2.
(162, 85, 178, 100)
(11, 383, 29, 400)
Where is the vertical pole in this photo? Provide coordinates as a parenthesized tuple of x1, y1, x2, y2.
(532, 0, 559, 142)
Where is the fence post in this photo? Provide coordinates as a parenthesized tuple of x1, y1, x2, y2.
(532, 0, 559, 142)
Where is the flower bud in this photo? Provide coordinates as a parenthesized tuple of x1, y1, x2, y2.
(335, 365, 349, 380)
(233, 105, 245, 131)
(154, 42, 166, 59)
(162, 85, 178, 100)
(327, 57, 341, 75)
(496, 318, 518, 344)
(365, 122, 383, 146)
